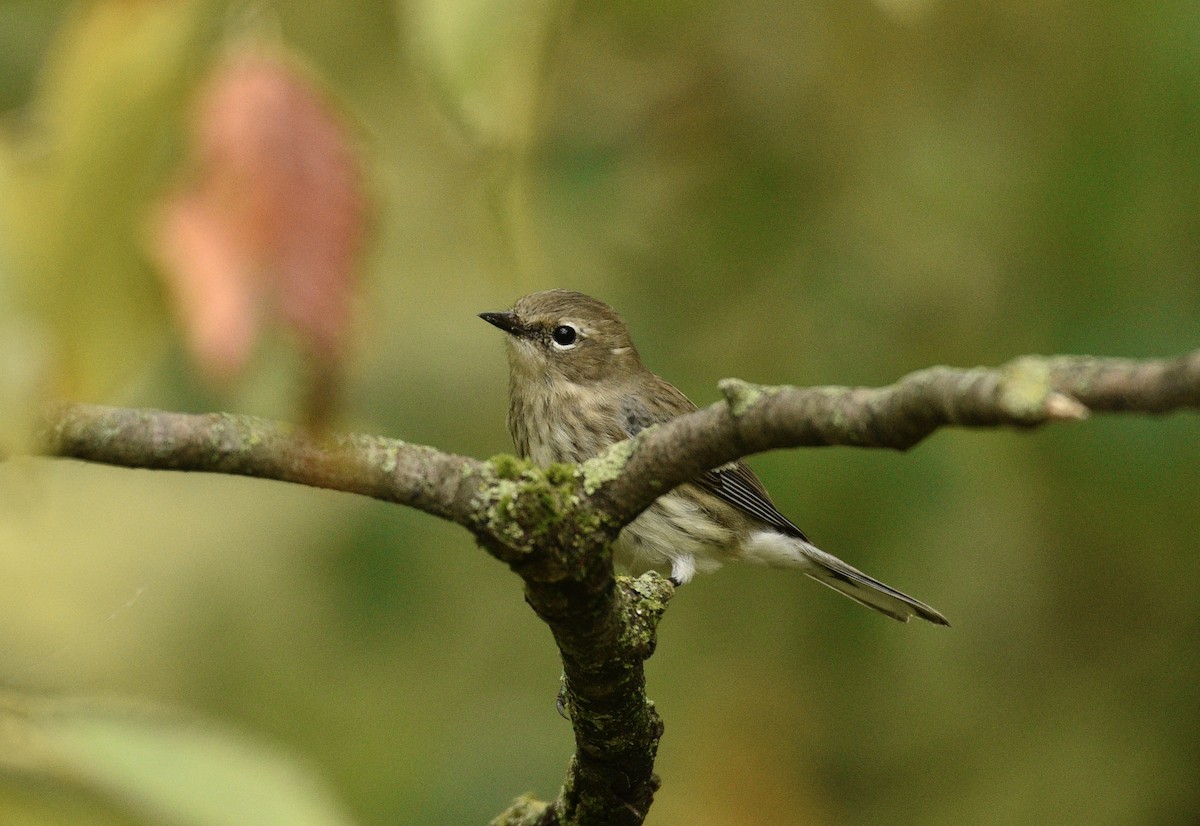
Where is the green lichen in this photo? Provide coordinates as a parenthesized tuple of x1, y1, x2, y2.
(580, 438, 636, 495)
(544, 462, 577, 486)
(482, 476, 529, 546)
(475, 456, 610, 557)
(718, 378, 784, 417)
(347, 433, 407, 474)
(489, 453, 528, 481)
(488, 794, 549, 826)
(618, 573, 674, 659)
(998, 357, 1053, 419)
(204, 416, 230, 460)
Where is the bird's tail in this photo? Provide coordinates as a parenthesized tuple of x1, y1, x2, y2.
(798, 542, 950, 626)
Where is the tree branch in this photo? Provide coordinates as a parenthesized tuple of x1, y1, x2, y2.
(34, 403, 672, 825)
(37, 403, 486, 530)
(25, 348, 1200, 825)
(595, 350, 1200, 527)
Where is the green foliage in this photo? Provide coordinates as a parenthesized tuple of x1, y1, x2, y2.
(1, 2, 223, 403)
(0, 693, 356, 826)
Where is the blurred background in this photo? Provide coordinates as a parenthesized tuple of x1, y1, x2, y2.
(2, 1, 1198, 824)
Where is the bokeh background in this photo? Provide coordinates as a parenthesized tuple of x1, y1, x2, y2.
(2, 1, 1199, 824)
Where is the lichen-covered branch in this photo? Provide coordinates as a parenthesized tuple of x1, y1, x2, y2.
(25, 348, 1200, 826)
(596, 349, 1200, 528)
(35, 404, 674, 825)
(470, 459, 672, 825)
(37, 403, 486, 530)
(521, 574, 673, 826)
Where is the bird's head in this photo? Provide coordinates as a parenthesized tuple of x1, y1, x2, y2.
(480, 289, 642, 385)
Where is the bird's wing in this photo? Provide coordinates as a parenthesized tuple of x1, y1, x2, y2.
(692, 462, 810, 541)
(620, 384, 810, 541)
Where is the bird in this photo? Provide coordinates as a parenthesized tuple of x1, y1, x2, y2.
(480, 289, 949, 625)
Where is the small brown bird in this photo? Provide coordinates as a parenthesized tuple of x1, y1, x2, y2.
(481, 289, 948, 625)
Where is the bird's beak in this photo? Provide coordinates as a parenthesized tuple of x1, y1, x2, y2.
(479, 311, 527, 337)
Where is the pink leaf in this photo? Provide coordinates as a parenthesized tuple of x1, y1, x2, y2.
(152, 48, 367, 421)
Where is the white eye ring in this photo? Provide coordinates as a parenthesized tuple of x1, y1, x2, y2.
(551, 324, 579, 349)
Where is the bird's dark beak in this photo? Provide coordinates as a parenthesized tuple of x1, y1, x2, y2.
(479, 311, 527, 337)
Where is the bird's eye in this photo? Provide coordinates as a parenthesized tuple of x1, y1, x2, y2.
(551, 325, 578, 347)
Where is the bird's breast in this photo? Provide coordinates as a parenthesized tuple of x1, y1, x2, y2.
(507, 381, 627, 465)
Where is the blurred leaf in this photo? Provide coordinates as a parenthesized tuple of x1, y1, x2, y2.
(0, 157, 52, 456)
(0, 0, 220, 402)
(0, 307, 52, 458)
(0, 693, 358, 826)
(151, 47, 368, 425)
(405, 0, 565, 148)
(403, 0, 568, 278)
